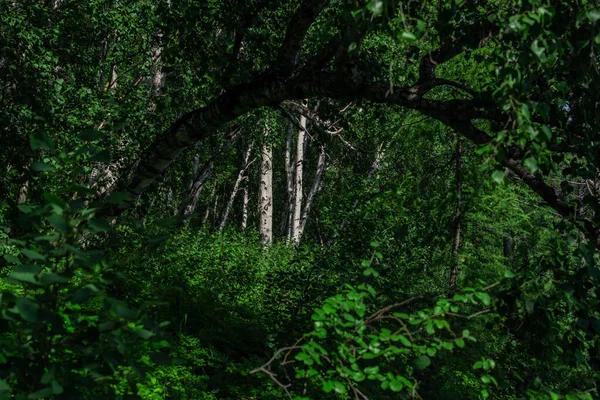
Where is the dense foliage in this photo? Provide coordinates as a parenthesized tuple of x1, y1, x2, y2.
(1, 0, 599, 399)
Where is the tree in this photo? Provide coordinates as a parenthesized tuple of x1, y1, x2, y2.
(91, 0, 599, 254)
(2, 0, 599, 398)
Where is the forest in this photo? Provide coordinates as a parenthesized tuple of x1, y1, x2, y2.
(0, 0, 599, 399)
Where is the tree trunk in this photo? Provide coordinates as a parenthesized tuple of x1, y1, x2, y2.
(241, 181, 250, 230)
(281, 119, 295, 238)
(259, 123, 273, 245)
(149, 33, 165, 111)
(180, 161, 213, 219)
(449, 133, 462, 291)
(218, 143, 253, 232)
(297, 145, 326, 241)
(291, 114, 307, 243)
(17, 180, 28, 205)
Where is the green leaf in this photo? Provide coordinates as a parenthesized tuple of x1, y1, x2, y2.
(113, 302, 138, 319)
(105, 192, 130, 204)
(16, 298, 39, 322)
(455, 339, 465, 348)
(8, 271, 38, 284)
(400, 31, 417, 41)
(398, 335, 411, 347)
(41, 368, 55, 385)
(587, 8, 600, 22)
(3, 254, 20, 264)
(541, 125, 552, 140)
(389, 379, 403, 392)
(504, 269, 515, 278)
(31, 161, 54, 172)
(524, 157, 538, 173)
(364, 366, 379, 375)
(413, 355, 431, 369)
(51, 380, 63, 395)
(0, 378, 10, 391)
(47, 214, 68, 233)
(89, 218, 111, 232)
(30, 131, 55, 151)
(40, 273, 70, 284)
(477, 292, 491, 306)
(21, 248, 46, 261)
(366, 0, 383, 16)
(531, 41, 545, 59)
(491, 170, 505, 184)
(43, 193, 66, 211)
(525, 299, 535, 314)
(135, 329, 155, 340)
(351, 371, 365, 382)
(27, 388, 53, 399)
(17, 204, 32, 214)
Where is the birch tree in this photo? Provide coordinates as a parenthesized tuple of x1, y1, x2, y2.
(218, 143, 253, 232)
(281, 119, 295, 238)
(259, 123, 273, 245)
(297, 145, 326, 241)
(291, 114, 307, 243)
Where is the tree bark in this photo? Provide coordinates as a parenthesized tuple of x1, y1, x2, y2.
(297, 145, 326, 241)
(259, 123, 273, 245)
(180, 161, 213, 219)
(449, 133, 462, 291)
(291, 114, 307, 243)
(17, 180, 28, 205)
(281, 119, 295, 238)
(241, 180, 250, 230)
(218, 143, 253, 232)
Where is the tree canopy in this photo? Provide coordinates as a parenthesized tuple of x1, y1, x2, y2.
(1, 0, 599, 399)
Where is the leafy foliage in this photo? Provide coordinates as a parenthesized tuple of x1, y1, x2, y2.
(1, 0, 599, 399)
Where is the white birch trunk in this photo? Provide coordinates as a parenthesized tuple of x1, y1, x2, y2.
(181, 161, 212, 218)
(218, 143, 253, 232)
(241, 182, 250, 230)
(297, 145, 326, 241)
(108, 64, 117, 90)
(151, 45, 165, 98)
(259, 123, 273, 245)
(291, 115, 307, 243)
(148, 33, 165, 112)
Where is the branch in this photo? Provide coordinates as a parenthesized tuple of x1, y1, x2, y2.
(282, 100, 356, 150)
(419, 18, 497, 82)
(442, 120, 598, 240)
(94, 65, 596, 248)
(93, 72, 493, 219)
(273, 0, 329, 75)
